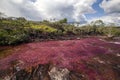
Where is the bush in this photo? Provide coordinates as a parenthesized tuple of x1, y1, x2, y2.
(0, 29, 29, 45)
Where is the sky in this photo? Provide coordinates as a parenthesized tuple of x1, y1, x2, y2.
(0, 0, 120, 24)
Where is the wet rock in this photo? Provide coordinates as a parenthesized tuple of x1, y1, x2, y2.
(49, 67, 70, 80)
(9, 64, 71, 80)
(10, 64, 51, 80)
(69, 71, 86, 80)
(116, 53, 120, 56)
(10, 60, 24, 73)
(32, 64, 50, 80)
(3, 76, 11, 80)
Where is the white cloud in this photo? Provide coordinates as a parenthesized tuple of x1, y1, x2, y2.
(98, 0, 120, 25)
(11, 0, 24, 4)
(34, 0, 96, 22)
(0, 0, 22, 17)
(0, 0, 41, 20)
(0, 0, 96, 22)
(0, 0, 120, 25)
(100, 0, 120, 14)
(88, 14, 120, 26)
(73, 0, 96, 21)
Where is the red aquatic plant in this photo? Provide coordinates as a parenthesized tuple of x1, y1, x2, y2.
(0, 37, 120, 80)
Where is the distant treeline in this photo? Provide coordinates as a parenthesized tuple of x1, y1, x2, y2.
(0, 17, 120, 45)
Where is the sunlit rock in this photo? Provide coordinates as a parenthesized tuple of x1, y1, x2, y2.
(49, 67, 70, 80)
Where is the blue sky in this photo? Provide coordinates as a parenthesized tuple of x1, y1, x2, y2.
(0, 0, 120, 24)
(85, 0, 104, 20)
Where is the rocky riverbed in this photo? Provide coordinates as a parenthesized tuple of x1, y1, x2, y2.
(0, 37, 120, 80)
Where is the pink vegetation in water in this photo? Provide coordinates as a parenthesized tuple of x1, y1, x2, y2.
(0, 37, 120, 79)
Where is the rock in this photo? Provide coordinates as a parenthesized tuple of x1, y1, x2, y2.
(3, 76, 11, 80)
(10, 60, 24, 73)
(49, 67, 70, 80)
(116, 53, 120, 56)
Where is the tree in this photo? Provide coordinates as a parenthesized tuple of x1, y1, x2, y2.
(17, 17, 26, 21)
(58, 18, 67, 24)
(91, 20, 104, 27)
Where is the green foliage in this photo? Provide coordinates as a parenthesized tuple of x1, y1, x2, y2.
(0, 19, 30, 45)
(31, 24, 57, 33)
(103, 27, 120, 37)
(91, 20, 105, 27)
(0, 17, 119, 45)
(63, 25, 77, 35)
(58, 18, 67, 24)
(0, 29, 29, 45)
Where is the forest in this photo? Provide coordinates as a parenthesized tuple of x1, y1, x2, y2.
(0, 15, 120, 45)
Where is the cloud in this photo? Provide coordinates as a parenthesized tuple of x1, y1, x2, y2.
(98, 0, 120, 25)
(34, 0, 96, 22)
(0, 0, 41, 20)
(0, 0, 96, 22)
(88, 14, 120, 26)
(0, 0, 120, 25)
(100, 0, 120, 14)
(0, 0, 22, 17)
